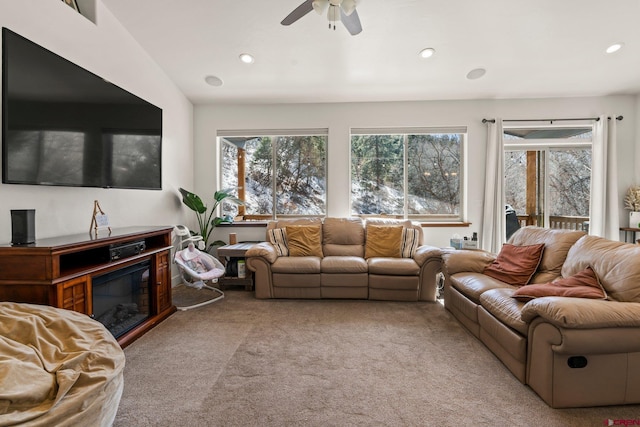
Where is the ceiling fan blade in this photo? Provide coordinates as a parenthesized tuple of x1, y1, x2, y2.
(281, 0, 315, 26)
(341, 8, 362, 35)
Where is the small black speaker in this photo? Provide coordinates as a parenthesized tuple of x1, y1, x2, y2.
(11, 209, 35, 245)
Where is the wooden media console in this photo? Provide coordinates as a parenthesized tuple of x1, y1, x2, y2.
(0, 226, 176, 347)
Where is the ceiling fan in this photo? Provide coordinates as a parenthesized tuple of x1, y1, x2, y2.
(281, 0, 363, 35)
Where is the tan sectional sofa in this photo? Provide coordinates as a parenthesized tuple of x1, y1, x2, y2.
(442, 226, 640, 408)
(245, 217, 442, 301)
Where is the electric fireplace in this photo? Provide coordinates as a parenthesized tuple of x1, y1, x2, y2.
(92, 260, 151, 338)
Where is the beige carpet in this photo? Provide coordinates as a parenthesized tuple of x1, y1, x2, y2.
(114, 291, 640, 427)
(172, 283, 225, 310)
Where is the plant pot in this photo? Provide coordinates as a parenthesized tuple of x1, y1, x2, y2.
(629, 211, 640, 229)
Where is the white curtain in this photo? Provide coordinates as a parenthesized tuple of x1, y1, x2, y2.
(481, 119, 505, 253)
(589, 115, 620, 239)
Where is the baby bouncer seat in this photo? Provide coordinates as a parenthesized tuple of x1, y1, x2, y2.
(173, 226, 225, 310)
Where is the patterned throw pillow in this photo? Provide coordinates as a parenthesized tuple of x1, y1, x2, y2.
(401, 228, 420, 258)
(268, 228, 289, 257)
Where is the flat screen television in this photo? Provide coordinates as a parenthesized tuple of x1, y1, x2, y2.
(2, 28, 162, 190)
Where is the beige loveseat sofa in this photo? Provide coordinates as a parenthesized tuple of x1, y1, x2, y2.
(442, 226, 640, 408)
(245, 217, 442, 301)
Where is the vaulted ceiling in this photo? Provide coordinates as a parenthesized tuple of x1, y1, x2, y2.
(102, 0, 640, 104)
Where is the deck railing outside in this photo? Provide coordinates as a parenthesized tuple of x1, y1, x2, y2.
(516, 215, 589, 232)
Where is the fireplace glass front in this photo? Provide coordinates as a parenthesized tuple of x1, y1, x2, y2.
(92, 260, 151, 338)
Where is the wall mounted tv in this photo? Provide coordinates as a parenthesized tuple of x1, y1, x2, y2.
(2, 28, 162, 190)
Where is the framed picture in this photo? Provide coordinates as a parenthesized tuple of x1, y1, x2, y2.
(62, 0, 81, 14)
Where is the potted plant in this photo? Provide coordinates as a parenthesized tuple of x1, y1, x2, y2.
(624, 185, 640, 228)
(178, 188, 245, 250)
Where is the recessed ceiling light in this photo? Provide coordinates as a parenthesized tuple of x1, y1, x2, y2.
(605, 43, 624, 54)
(239, 53, 255, 64)
(204, 75, 223, 87)
(419, 48, 435, 59)
(466, 68, 486, 80)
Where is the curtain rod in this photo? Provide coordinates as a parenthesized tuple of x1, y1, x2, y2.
(482, 116, 623, 124)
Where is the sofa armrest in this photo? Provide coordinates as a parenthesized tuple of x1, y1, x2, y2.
(245, 242, 278, 264)
(521, 297, 640, 329)
(442, 250, 496, 275)
(413, 245, 442, 267)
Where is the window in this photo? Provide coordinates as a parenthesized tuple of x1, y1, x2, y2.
(350, 128, 466, 221)
(504, 126, 592, 230)
(219, 130, 327, 219)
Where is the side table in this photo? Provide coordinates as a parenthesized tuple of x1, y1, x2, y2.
(619, 227, 640, 244)
(216, 242, 256, 291)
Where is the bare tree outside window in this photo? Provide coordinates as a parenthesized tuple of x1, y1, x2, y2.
(351, 131, 463, 219)
(503, 126, 591, 230)
(220, 134, 326, 218)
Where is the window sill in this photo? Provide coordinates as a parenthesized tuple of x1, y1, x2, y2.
(419, 222, 472, 227)
(220, 220, 472, 228)
(218, 221, 269, 228)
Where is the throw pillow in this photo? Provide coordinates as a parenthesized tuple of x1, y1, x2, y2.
(512, 266, 608, 302)
(364, 225, 403, 258)
(285, 225, 323, 257)
(268, 228, 289, 257)
(401, 228, 420, 258)
(483, 243, 545, 286)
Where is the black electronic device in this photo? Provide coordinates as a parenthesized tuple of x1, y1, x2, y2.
(1, 28, 163, 190)
(10, 209, 35, 245)
(109, 240, 146, 261)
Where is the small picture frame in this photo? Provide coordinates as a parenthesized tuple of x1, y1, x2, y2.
(62, 0, 81, 13)
(95, 214, 110, 228)
(90, 200, 112, 235)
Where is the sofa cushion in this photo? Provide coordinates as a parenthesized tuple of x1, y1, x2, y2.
(364, 224, 403, 258)
(401, 228, 420, 258)
(323, 217, 364, 245)
(285, 225, 323, 257)
(321, 256, 368, 274)
(322, 217, 365, 257)
(271, 256, 321, 274)
(508, 226, 585, 284)
(480, 288, 529, 336)
(512, 266, 607, 302)
(483, 243, 545, 286)
(367, 257, 419, 276)
(268, 228, 289, 256)
(562, 235, 640, 303)
(450, 272, 515, 304)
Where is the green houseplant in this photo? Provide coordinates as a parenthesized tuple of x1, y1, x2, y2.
(178, 187, 244, 249)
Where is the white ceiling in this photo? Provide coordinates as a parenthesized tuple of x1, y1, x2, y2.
(102, 0, 640, 105)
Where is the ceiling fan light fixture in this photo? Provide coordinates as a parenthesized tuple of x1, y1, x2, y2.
(419, 48, 435, 59)
(312, 0, 329, 14)
(327, 4, 340, 28)
(341, 0, 357, 16)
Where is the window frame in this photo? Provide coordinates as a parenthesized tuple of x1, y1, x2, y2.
(503, 124, 593, 229)
(350, 127, 467, 222)
(217, 129, 329, 220)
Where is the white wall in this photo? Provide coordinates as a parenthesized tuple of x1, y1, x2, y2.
(195, 96, 637, 247)
(636, 94, 640, 183)
(0, 0, 194, 244)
